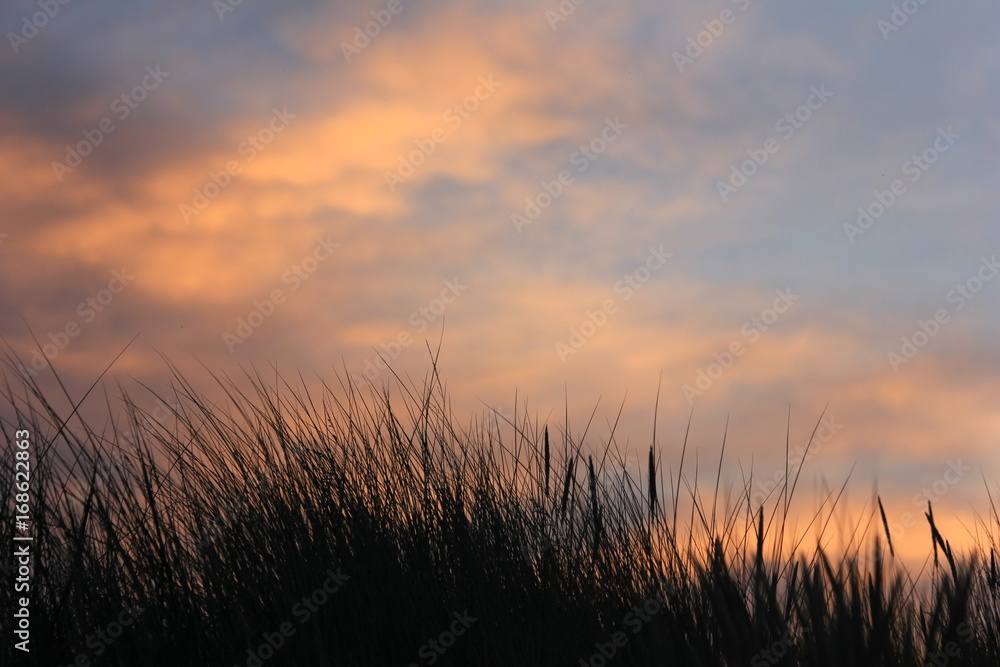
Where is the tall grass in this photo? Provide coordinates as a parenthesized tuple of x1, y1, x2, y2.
(1, 350, 998, 666)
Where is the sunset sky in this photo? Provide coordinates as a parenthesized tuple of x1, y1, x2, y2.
(2, 1, 998, 562)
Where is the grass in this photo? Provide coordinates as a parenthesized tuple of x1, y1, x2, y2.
(1, 347, 998, 666)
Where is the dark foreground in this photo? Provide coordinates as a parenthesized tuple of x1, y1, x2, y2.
(1, 357, 998, 666)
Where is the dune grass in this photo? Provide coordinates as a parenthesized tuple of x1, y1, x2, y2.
(1, 349, 998, 666)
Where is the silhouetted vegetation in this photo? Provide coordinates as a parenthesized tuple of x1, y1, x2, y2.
(1, 350, 998, 665)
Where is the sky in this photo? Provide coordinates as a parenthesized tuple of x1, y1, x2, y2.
(1, 0, 998, 564)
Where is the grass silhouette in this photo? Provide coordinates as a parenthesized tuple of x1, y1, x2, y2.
(1, 346, 998, 666)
